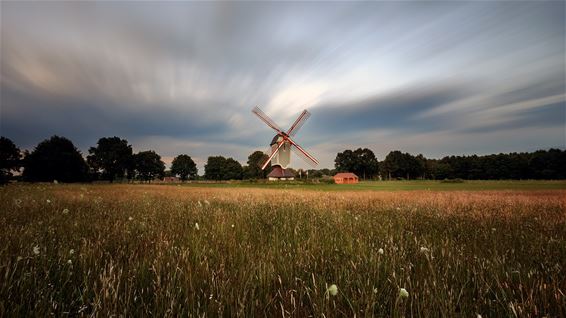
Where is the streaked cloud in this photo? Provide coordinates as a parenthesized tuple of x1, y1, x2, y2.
(1, 1, 564, 170)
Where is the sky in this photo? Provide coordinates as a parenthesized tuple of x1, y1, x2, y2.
(1, 1, 565, 171)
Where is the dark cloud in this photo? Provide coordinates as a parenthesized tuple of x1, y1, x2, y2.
(1, 1, 564, 168)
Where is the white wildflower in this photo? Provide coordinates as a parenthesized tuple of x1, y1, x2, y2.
(33, 245, 40, 255)
(231, 224, 235, 228)
(373, 288, 378, 294)
(195, 222, 200, 230)
(67, 259, 72, 265)
(128, 217, 133, 221)
(378, 248, 384, 255)
(62, 208, 69, 214)
(327, 284, 338, 296)
(420, 247, 430, 253)
(46, 199, 51, 204)
(69, 249, 75, 255)
(399, 288, 409, 298)
(53, 180, 58, 184)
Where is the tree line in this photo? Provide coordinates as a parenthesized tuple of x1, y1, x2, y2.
(0, 135, 274, 183)
(1, 135, 564, 184)
(335, 148, 566, 180)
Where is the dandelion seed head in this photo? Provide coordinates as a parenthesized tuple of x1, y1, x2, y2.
(128, 217, 133, 221)
(67, 259, 72, 265)
(327, 284, 338, 296)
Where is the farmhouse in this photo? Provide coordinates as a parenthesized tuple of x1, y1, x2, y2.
(333, 172, 359, 184)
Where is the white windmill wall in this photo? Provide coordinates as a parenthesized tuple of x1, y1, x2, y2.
(271, 140, 291, 169)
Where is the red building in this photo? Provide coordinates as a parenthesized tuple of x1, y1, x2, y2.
(333, 172, 359, 184)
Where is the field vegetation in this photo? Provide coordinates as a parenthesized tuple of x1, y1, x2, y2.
(1, 184, 564, 316)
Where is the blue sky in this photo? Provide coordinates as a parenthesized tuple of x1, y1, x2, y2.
(1, 1, 564, 170)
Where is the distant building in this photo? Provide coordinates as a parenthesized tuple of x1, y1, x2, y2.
(333, 172, 359, 184)
(162, 176, 180, 183)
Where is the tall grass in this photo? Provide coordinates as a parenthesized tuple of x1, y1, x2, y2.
(1, 184, 564, 316)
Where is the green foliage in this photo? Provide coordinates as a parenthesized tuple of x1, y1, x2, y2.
(133, 151, 165, 181)
(380, 150, 424, 180)
(224, 158, 243, 180)
(87, 137, 133, 182)
(22, 135, 87, 182)
(171, 154, 198, 181)
(0, 136, 21, 184)
(245, 151, 270, 179)
(335, 148, 379, 179)
(204, 156, 243, 180)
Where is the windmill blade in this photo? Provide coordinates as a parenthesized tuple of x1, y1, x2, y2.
(261, 139, 285, 170)
(252, 106, 283, 134)
(287, 138, 319, 167)
(291, 146, 318, 168)
(286, 109, 310, 137)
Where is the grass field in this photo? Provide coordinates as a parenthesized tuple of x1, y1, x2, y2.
(176, 180, 566, 191)
(1, 183, 565, 316)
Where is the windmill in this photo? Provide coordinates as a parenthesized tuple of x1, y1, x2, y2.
(252, 106, 319, 180)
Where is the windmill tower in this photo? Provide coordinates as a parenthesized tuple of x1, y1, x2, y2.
(252, 106, 319, 180)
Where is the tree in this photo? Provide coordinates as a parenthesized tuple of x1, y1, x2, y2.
(0, 136, 21, 184)
(23, 135, 87, 182)
(204, 156, 243, 180)
(380, 150, 423, 180)
(171, 154, 198, 181)
(335, 148, 379, 179)
(87, 137, 133, 182)
(246, 151, 270, 179)
(204, 156, 226, 180)
(223, 158, 243, 180)
(134, 151, 165, 182)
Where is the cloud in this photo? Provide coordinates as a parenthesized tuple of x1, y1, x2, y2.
(1, 1, 564, 170)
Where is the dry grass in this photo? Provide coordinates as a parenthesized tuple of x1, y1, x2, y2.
(1, 184, 565, 317)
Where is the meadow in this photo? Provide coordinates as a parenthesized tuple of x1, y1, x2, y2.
(1, 183, 565, 317)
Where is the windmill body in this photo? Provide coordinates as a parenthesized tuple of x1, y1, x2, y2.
(269, 135, 291, 169)
(252, 106, 319, 180)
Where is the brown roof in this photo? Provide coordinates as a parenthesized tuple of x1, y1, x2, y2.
(333, 172, 358, 179)
(268, 166, 295, 178)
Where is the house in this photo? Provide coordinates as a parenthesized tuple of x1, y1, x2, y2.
(333, 172, 359, 184)
(162, 176, 180, 183)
